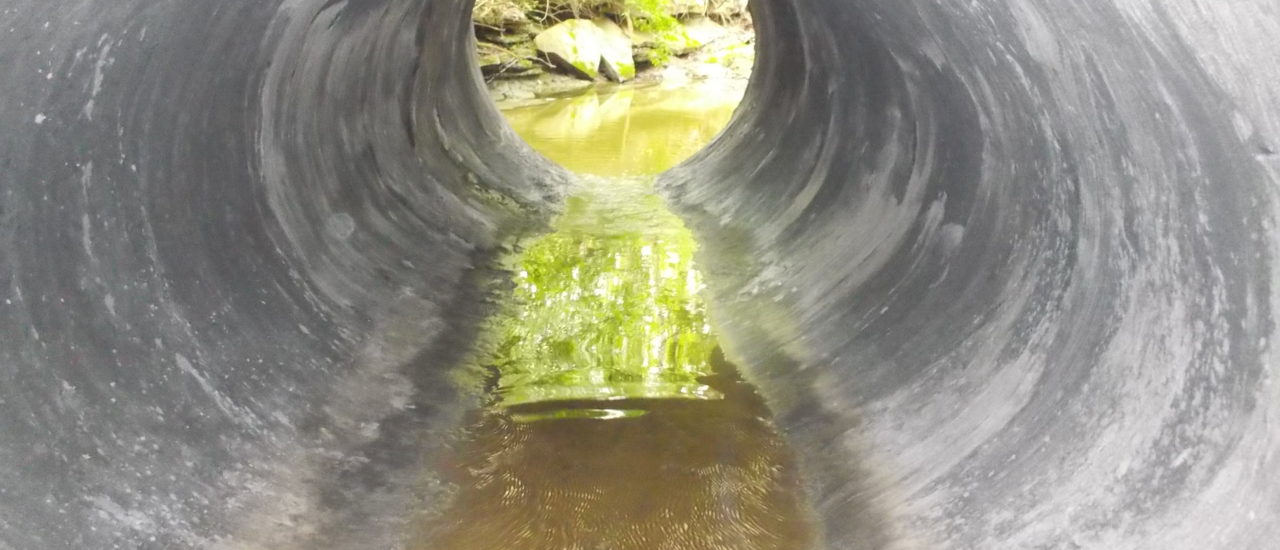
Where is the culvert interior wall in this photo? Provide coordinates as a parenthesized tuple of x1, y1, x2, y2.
(2, 0, 1279, 548)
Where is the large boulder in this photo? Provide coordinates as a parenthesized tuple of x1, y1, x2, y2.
(534, 19, 606, 80)
(593, 18, 636, 82)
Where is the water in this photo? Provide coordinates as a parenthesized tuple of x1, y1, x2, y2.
(488, 176, 721, 407)
(423, 352, 815, 550)
(418, 82, 816, 550)
(498, 81, 743, 176)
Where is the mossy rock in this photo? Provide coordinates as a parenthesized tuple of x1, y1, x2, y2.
(534, 19, 606, 81)
(472, 0, 528, 29)
(593, 18, 636, 82)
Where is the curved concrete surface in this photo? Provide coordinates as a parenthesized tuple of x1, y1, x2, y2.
(2, 0, 1277, 548)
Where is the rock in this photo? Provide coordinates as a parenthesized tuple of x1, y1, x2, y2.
(593, 19, 635, 82)
(532, 18, 636, 83)
(681, 16, 729, 48)
(628, 28, 657, 49)
(628, 29, 686, 61)
(476, 41, 542, 79)
(535, 78, 595, 98)
(472, 1, 528, 29)
(628, 21, 708, 59)
(534, 19, 606, 81)
(632, 45, 658, 69)
(701, 40, 755, 79)
(491, 64, 546, 81)
(669, 0, 708, 16)
(476, 27, 536, 47)
(688, 59, 733, 80)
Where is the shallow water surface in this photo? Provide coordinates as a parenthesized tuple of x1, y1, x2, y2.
(498, 82, 744, 176)
(488, 176, 720, 407)
(418, 84, 814, 549)
(423, 351, 815, 550)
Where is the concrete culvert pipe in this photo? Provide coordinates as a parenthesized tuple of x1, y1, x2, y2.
(1, 0, 1278, 548)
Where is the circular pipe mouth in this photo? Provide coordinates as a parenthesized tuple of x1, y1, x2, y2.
(465, 3, 759, 179)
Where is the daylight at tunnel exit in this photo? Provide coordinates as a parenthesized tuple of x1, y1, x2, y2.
(2, 0, 1279, 549)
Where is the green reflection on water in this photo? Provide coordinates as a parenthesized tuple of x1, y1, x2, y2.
(490, 177, 720, 407)
(479, 82, 743, 408)
(480, 82, 744, 408)
(499, 82, 743, 176)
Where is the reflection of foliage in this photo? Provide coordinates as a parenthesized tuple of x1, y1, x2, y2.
(488, 178, 719, 406)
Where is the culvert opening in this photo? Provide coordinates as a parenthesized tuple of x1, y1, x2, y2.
(413, 2, 817, 549)
(471, 0, 756, 176)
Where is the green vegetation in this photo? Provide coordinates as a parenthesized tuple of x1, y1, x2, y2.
(474, 0, 682, 29)
(485, 177, 721, 407)
(619, 0, 680, 39)
(469, 64, 746, 409)
(475, 0, 688, 65)
(474, 0, 750, 83)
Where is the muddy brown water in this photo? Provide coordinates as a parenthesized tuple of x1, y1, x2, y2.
(421, 351, 816, 550)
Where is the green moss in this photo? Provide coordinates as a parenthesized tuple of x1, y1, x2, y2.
(617, 61, 636, 80)
(570, 59, 597, 77)
(625, 0, 680, 34)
